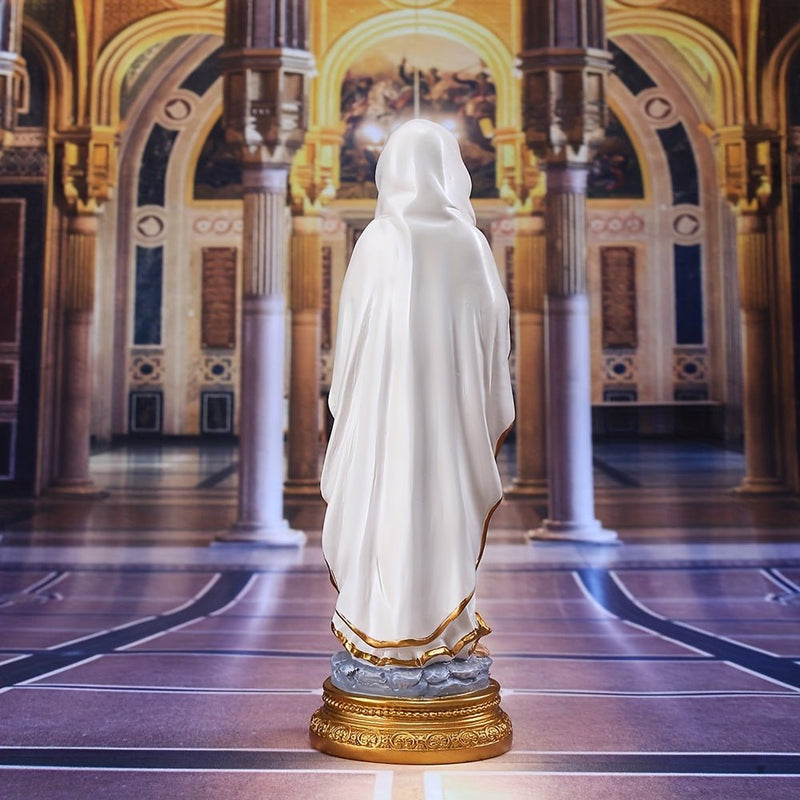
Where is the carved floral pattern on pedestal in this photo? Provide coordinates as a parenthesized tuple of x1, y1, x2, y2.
(310, 678, 512, 764)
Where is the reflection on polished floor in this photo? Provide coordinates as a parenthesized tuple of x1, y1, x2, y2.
(2, 440, 800, 799)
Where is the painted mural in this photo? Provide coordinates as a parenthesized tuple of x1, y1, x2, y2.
(339, 35, 497, 198)
(588, 109, 644, 200)
(194, 117, 242, 201)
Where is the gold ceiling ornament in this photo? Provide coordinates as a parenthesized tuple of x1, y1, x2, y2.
(310, 678, 512, 765)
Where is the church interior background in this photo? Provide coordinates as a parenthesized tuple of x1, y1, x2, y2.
(2, 1, 800, 797)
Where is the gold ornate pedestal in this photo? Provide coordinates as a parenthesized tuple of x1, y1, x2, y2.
(309, 678, 512, 764)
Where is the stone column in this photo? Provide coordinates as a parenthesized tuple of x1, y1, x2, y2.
(506, 212, 547, 496)
(286, 214, 322, 496)
(0, 0, 24, 146)
(530, 167, 616, 542)
(717, 130, 785, 493)
(520, 0, 617, 542)
(735, 210, 782, 492)
(217, 0, 314, 544)
(51, 208, 106, 495)
(219, 165, 305, 545)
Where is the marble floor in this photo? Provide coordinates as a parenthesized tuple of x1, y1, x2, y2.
(1, 440, 800, 799)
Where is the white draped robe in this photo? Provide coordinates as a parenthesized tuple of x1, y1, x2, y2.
(321, 119, 515, 666)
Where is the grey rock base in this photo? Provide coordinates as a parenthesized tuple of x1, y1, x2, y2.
(329, 650, 492, 698)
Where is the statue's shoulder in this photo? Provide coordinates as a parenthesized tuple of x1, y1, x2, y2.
(353, 217, 403, 251)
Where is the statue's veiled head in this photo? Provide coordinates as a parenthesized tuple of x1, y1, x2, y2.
(375, 119, 475, 224)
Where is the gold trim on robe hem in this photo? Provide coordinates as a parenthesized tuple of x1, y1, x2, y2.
(326, 423, 513, 667)
(335, 590, 475, 649)
(332, 615, 492, 667)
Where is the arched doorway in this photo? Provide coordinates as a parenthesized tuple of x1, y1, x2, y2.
(102, 35, 245, 440)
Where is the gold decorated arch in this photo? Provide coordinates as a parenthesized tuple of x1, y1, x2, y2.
(314, 8, 517, 131)
(608, 9, 744, 127)
(91, 9, 224, 128)
(763, 21, 800, 133)
(22, 20, 73, 131)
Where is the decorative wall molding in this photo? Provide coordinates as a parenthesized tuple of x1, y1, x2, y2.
(0, 147, 47, 178)
(600, 245, 638, 349)
(191, 213, 243, 237)
(637, 87, 679, 129)
(134, 205, 167, 246)
(129, 352, 164, 386)
(673, 348, 708, 383)
(202, 355, 235, 385)
(588, 211, 646, 239)
(604, 353, 639, 383)
(201, 246, 237, 349)
(671, 204, 704, 243)
(155, 91, 198, 130)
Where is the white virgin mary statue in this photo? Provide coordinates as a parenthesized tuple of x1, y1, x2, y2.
(321, 118, 515, 668)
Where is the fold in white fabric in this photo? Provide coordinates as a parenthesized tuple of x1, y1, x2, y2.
(321, 119, 515, 666)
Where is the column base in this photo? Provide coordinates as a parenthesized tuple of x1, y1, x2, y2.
(503, 479, 548, 499)
(528, 519, 619, 544)
(310, 677, 512, 764)
(47, 481, 109, 500)
(732, 477, 788, 495)
(216, 520, 306, 547)
(284, 479, 322, 499)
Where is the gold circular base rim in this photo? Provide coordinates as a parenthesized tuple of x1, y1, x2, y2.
(309, 677, 512, 765)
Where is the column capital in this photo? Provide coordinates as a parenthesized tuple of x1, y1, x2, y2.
(242, 162, 290, 193)
(545, 164, 589, 193)
(220, 48, 315, 167)
(290, 128, 341, 213)
(0, 0, 25, 146)
(0, 51, 24, 147)
(713, 125, 780, 211)
(519, 47, 612, 166)
(66, 204, 102, 233)
(57, 126, 118, 211)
